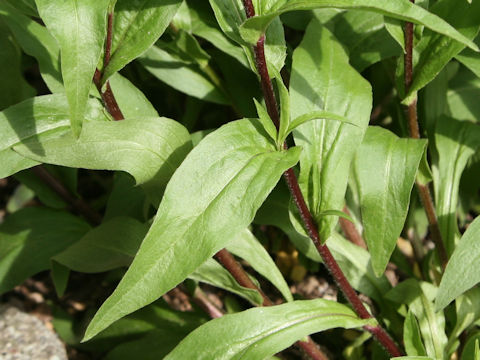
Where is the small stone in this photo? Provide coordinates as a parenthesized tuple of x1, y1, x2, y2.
(0, 305, 67, 360)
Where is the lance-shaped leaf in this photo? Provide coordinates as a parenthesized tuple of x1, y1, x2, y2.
(0, 1, 63, 93)
(432, 117, 480, 255)
(208, 0, 286, 75)
(190, 258, 263, 306)
(165, 299, 371, 359)
(402, 0, 480, 105)
(139, 45, 229, 105)
(239, 0, 478, 52)
(35, 0, 110, 136)
(226, 229, 293, 302)
(14, 115, 191, 205)
(54, 217, 149, 274)
(101, 0, 182, 83)
(0, 94, 108, 179)
(352, 127, 426, 277)
(290, 20, 371, 242)
(456, 48, 480, 79)
(0, 20, 35, 110)
(83, 118, 301, 341)
(0, 208, 90, 294)
(387, 280, 447, 360)
(436, 216, 480, 310)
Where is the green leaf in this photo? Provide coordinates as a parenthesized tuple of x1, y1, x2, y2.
(402, 0, 480, 105)
(190, 258, 264, 306)
(14, 115, 191, 205)
(446, 288, 480, 356)
(0, 2, 63, 93)
(353, 126, 426, 277)
(183, 1, 249, 69)
(387, 280, 447, 360)
(255, 183, 392, 304)
(208, 0, 286, 75)
(447, 67, 480, 124)
(404, 310, 427, 357)
(456, 48, 480, 79)
(275, 74, 290, 146)
(462, 335, 480, 360)
(286, 111, 359, 139)
(436, 216, 480, 310)
(54, 217, 149, 274)
(35, 0, 110, 136)
(83, 118, 301, 341)
(0, 208, 90, 294)
(6, 184, 35, 213)
(392, 357, 434, 360)
(165, 299, 371, 359)
(4, 0, 38, 17)
(101, 0, 183, 82)
(239, 0, 479, 52)
(432, 117, 480, 255)
(226, 229, 293, 302)
(139, 45, 229, 104)
(290, 20, 371, 242)
(105, 73, 158, 118)
(0, 94, 108, 179)
(323, 10, 402, 71)
(50, 261, 70, 297)
(0, 20, 35, 110)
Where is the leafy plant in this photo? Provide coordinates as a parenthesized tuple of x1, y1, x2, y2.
(1, 0, 480, 359)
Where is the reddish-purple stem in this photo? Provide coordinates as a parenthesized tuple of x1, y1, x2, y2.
(403, 0, 448, 269)
(242, 0, 403, 356)
(93, 12, 124, 121)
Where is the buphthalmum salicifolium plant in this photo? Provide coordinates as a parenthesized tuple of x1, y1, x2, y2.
(1, 0, 480, 359)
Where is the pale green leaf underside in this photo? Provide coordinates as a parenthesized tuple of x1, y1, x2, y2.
(290, 20, 371, 242)
(83, 118, 301, 341)
(35, 0, 111, 136)
(436, 216, 480, 311)
(226, 229, 293, 302)
(0, 94, 108, 179)
(102, 0, 182, 82)
(353, 126, 426, 277)
(239, 0, 478, 52)
(165, 299, 371, 359)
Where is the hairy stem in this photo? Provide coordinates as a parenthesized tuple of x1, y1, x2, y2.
(93, 12, 124, 121)
(242, 0, 403, 356)
(403, 0, 448, 270)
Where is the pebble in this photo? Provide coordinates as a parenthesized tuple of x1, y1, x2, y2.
(0, 305, 67, 360)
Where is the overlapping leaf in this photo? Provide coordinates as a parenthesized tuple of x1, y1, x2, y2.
(165, 299, 371, 359)
(83, 118, 301, 341)
(101, 0, 182, 82)
(0, 208, 90, 294)
(0, 94, 108, 179)
(239, 0, 479, 52)
(35, 0, 111, 136)
(14, 115, 191, 205)
(432, 117, 480, 255)
(290, 20, 371, 242)
(353, 126, 426, 276)
(437, 216, 480, 311)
